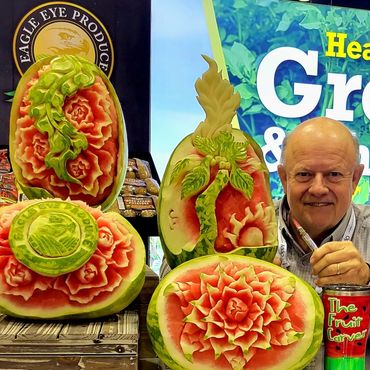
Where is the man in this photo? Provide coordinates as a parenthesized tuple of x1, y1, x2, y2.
(158, 116, 369, 369)
(160, 116, 370, 285)
(276, 117, 370, 288)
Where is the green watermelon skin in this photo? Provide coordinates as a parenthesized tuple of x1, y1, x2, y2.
(147, 255, 324, 370)
(158, 128, 278, 269)
(0, 200, 146, 320)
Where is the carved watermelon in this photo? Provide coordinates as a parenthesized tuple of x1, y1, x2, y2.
(0, 199, 145, 320)
(9, 55, 127, 211)
(147, 255, 324, 370)
(158, 56, 277, 268)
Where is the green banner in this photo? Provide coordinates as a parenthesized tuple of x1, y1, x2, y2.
(204, 0, 370, 203)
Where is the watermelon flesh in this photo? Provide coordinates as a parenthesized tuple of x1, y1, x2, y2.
(0, 199, 146, 320)
(158, 56, 277, 268)
(147, 255, 324, 370)
(9, 55, 127, 211)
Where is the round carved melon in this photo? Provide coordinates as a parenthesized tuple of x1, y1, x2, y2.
(0, 199, 146, 320)
(147, 254, 324, 370)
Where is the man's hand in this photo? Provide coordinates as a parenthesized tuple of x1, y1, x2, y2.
(310, 241, 370, 286)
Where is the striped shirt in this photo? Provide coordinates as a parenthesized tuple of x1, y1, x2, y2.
(276, 198, 370, 370)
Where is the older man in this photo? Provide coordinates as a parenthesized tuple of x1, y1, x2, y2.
(276, 117, 370, 288)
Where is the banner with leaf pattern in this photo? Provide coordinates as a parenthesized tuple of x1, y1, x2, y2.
(203, 0, 370, 204)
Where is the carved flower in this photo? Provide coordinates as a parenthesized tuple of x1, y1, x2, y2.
(96, 214, 133, 268)
(64, 76, 115, 150)
(0, 255, 52, 301)
(167, 262, 303, 369)
(53, 254, 122, 304)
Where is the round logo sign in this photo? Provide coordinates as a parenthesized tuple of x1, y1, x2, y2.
(13, 1, 114, 76)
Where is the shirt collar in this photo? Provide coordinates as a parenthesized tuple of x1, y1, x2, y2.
(279, 196, 354, 249)
(278, 197, 307, 256)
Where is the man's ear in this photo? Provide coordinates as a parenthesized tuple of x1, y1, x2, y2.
(277, 164, 288, 193)
(352, 164, 364, 193)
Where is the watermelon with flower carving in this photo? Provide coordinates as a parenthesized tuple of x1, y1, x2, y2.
(9, 55, 127, 211)
(0, 199, 145, 320)
(147, 255, 324, 370)
(158, 56, 277, 268)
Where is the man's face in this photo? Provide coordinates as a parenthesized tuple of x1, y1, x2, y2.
(278, 131, 363, 241)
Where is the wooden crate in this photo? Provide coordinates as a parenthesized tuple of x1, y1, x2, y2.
(0, 310, 139, 370)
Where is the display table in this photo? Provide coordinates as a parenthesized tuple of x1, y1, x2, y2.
(0, 265, 160, 370)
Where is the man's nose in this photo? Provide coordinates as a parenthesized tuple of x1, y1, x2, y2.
(308, 174, 329, 195)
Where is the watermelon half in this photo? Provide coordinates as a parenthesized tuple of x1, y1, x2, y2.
(9, 55, 127, 211)
(0, 199, 146, 320)
(147, 255, 324, 370)
(158, 56, 277, 268)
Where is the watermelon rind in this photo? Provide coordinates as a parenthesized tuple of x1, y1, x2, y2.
(147, 254, 324, 370)
(9, 200, 99, 277)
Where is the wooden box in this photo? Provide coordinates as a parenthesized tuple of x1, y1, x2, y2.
(0, 310, 139, 370)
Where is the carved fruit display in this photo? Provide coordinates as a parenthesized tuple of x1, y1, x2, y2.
(0, 199, 145, 320)
(9, 55, 127, 211)
(147, 255, 324, 370)
(158, 56, 277, 268)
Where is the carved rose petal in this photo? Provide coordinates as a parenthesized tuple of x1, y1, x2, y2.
(54, 255, 122, 304)
(0, 255, 52, 301)
(55, 254, 108, 295)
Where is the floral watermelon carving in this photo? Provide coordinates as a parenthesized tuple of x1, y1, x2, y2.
(158, 56, 277, 268)
(9, 55, 127, 211)
(0, 199, 145, 320)
(147, 255, 324, 370)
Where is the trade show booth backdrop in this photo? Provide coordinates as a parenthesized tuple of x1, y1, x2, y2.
(1, 0, 150, 155)
(2, 0, 370, 206)
(203, 0, 370, 203)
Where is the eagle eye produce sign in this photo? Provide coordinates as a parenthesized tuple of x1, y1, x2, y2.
(203, 0, 370, 203)
(13, 1, 114, 77)
(0, 0, 150, 153)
